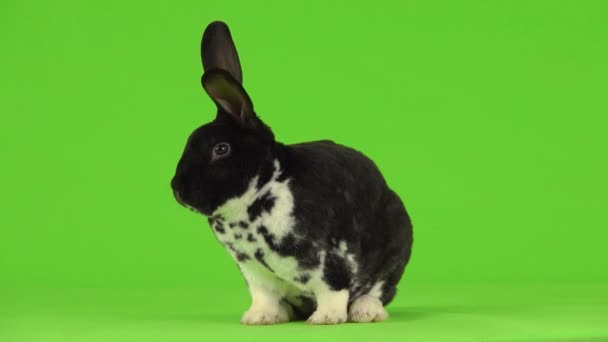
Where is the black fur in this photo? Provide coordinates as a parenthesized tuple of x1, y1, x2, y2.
(254, 248, 273, 272)
(236, 251, 250, 262)
(171, 21, 414, 316)
(294, 274, 311, 284)
(247, 191, 275, 221)
(225, 242, 250, 263)
(255, 161, 275, 190)
(285, 295, 316, 320)
(323, 253, 351, 291)
(256, 226, 321, 269)
(214, 222, 225, 234)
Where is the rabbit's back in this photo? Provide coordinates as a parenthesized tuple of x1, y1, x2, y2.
(282, 140, 396, 240)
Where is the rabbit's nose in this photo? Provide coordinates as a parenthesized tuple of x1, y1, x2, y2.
(173, 189, 183, 203)
(171, 175, 182, 191)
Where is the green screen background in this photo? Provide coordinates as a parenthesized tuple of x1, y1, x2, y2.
(1, 1, 607, 341)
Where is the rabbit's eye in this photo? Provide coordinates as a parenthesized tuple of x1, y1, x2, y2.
(212, 142, 231, 160)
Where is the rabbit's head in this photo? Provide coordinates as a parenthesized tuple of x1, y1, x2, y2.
(171, 22, 274, 216)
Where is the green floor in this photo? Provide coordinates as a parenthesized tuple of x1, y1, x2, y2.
(2, 283, 606, 342)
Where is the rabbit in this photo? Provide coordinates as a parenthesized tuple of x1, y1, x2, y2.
(170, 21, 413, 325)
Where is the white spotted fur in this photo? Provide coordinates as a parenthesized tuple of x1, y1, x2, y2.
(210, 160, 375, 324)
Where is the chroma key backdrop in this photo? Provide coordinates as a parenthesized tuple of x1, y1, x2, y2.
(1, 1, 607, 341)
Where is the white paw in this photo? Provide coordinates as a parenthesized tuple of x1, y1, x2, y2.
(241, 301, 292, 325)
(306, 308, 347, 325)
(348, 295, 388, 323)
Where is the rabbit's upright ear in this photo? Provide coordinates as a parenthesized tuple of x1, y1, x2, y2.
(201, 21, 243, 84)
(202, 70, 257, 128)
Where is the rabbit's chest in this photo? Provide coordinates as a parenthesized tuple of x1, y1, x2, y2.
(208, 173, 322, 289)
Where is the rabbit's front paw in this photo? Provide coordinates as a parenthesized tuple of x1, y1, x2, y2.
(306, 308, 347, 325)
(307, 289, 348, 325)
(241, 301, 291, 325)
(348, 295, 388, 323)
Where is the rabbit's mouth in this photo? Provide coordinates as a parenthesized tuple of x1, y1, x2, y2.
(173, 189, 214, 216)
(184, 204, 201, 214)
(174, 190, 197, 212)
(173, 189, 184, 203)
(173, 189, 190, 207)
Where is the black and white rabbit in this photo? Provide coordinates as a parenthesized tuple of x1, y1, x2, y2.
(171, 21, 413, 325)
